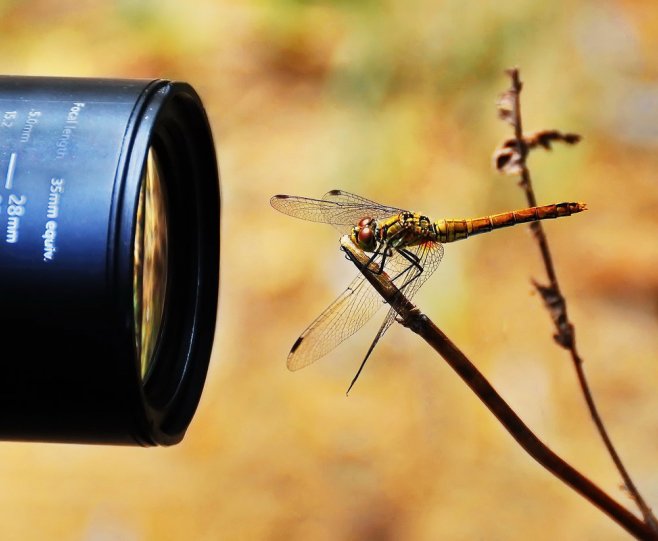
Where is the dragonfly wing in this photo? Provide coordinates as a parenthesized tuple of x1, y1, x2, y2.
(287, 273, 386, 371)
(270, 194, 347, 224)
(322, 189, 404, 216)
(270, 190, 405, 236)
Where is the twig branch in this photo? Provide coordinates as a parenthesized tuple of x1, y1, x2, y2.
(497, 67, 658, 533)
(340, 237, 657, 541)
(341, 236, 658, 540)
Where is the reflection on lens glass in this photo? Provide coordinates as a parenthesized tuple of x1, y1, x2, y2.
(133, 147, 169, 381)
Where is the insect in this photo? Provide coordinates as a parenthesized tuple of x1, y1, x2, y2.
(271, 189, 586, 392)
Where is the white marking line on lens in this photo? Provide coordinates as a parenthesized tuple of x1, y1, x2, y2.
(5, 152, 17, 189)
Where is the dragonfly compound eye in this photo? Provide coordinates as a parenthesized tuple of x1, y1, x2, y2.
(357, 226, 376, 250)
(357, 216, 373, 227)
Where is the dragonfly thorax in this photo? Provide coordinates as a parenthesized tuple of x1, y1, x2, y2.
(350, 212, 439, 252)
(350, 216, 378, 252)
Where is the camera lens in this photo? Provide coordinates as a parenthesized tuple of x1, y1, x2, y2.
(0, 76, 220, 446)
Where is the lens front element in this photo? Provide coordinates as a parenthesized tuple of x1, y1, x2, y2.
(133, 147, 169, 381)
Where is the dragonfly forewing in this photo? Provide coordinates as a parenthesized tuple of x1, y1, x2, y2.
(270, 190, 404, 236)
(321, 189, 403, 217)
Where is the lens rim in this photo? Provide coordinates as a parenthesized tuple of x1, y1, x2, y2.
(113, 81, 220, 446)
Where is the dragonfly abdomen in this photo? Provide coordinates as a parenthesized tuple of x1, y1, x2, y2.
(434, 202, 587, 243)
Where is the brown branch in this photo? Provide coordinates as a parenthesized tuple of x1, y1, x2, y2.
(500, 67, 658, 533)
(340, 237, 657, 540)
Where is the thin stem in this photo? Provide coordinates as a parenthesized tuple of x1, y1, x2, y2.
(505, 67, 658, 532)
(341, 237, 657, 540)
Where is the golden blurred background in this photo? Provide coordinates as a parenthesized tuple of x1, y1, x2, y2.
(1, 0, 657, 539)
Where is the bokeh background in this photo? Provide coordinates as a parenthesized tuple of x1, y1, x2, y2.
(1, 0, 657, 539)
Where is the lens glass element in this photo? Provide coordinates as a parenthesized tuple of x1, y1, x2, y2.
(133, 147, 169, 381)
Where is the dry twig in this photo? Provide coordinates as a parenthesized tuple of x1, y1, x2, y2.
(496, 67, 658, 534)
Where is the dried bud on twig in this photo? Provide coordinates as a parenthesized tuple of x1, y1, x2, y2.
(493, 130, 582, 175)
(532, 279, 574, 349)
(496, 90, 516, 125)
(493, 144, 523, 175)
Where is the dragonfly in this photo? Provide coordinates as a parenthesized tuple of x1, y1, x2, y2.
(271, 189, 586, 393)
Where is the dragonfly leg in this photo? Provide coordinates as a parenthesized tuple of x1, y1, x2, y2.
(398, 247, 422, 267)
(390, 248, 424, 289)
(344, 239, 389, 276)
(374, 222, 419, 278)
(364, 241, 392, 276)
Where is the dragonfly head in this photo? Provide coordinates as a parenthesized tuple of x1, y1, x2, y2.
(350, 217, 377, 252)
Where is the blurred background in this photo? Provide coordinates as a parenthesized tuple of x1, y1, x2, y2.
(1, 0, 657, 539)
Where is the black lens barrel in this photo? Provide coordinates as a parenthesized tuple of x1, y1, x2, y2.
(0, 76, 220, 445)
